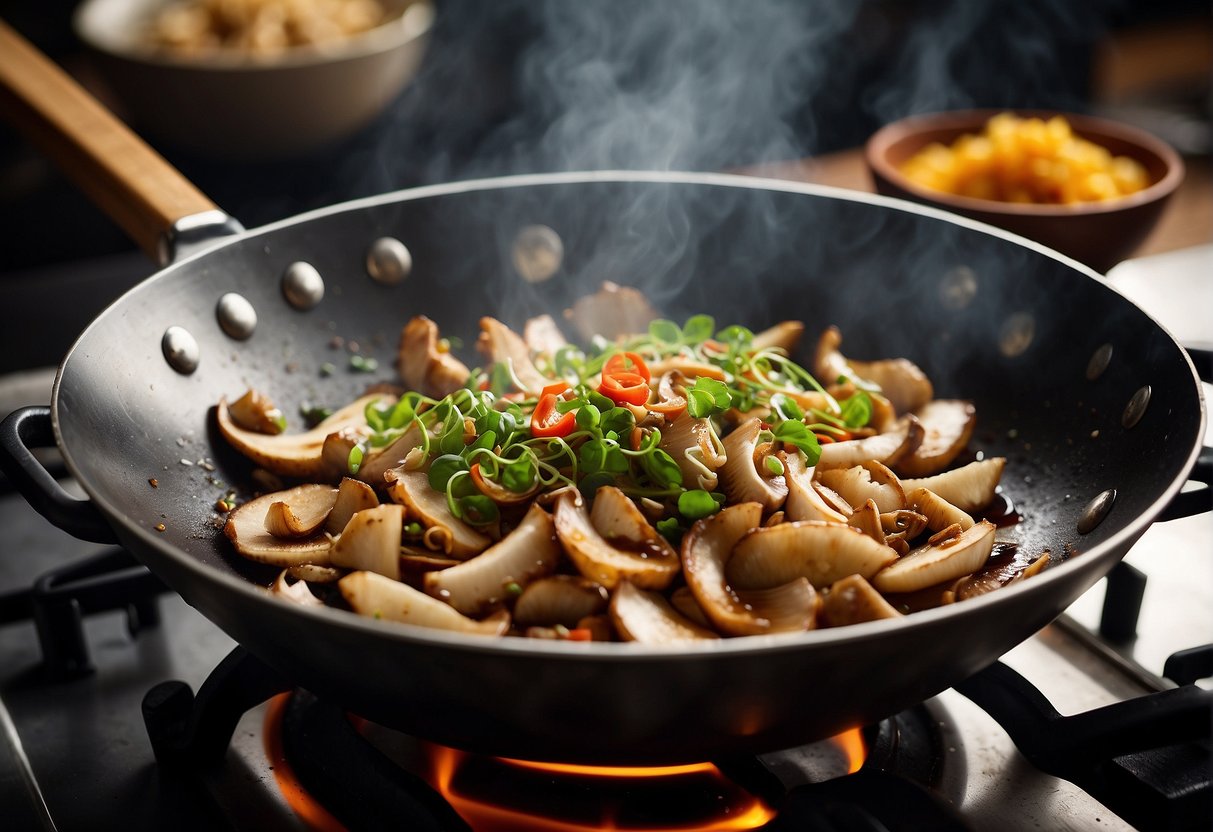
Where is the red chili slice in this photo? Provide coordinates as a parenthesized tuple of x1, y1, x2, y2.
(603, 352, 651, 383)
(531, 384, 575, 437)
(598, 371, 650, 406)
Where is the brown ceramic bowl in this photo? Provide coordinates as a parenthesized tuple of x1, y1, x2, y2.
(865, 109, 1184, 273)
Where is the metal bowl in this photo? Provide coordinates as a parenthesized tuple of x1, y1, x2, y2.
(74, 0, 434, 160)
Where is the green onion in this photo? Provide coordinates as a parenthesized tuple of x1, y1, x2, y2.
(505, 581, 523, 597)
(347, 444, 364, 474)
(349, 354, 379, 373)
(300, 404, 333, 427)
(678, 489, 721, 520)
(765, 455, 786, 476)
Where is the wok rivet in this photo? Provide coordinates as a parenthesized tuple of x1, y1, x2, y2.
(1086, 344, 1113, 381)
(938, 266, 978, 310)
(999, 313, 1035, 358)
(1122, 385, 1151, 429)
(366, 237, 412, 285)
(162, 326, 200, 375)
(281, 262, 325, 309)
(513, 225, 563, 283)
(215, 293, 257, 340)
(1077, 488, 1116, 534)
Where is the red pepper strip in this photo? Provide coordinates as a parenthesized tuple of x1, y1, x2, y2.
(531, 384, 575, 438)
(566, 628, 593, 641)
(598, 371, 649, 406)
(603, 352, 651, 383)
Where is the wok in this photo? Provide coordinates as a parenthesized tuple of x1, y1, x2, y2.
(1, 21, 1208, 764)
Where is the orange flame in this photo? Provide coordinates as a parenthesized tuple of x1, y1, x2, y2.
(263, 693, 348, 832)
(834, 728, 867, 774)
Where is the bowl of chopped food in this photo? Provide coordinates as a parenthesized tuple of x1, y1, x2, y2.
(864, 110, 1184, 273)
(73, 0, 434, 159)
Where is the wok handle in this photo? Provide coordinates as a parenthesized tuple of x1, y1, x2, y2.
(0, 19, 235, 264)
(1157, 445, 1213, 522)
(0, 407, 117, 544)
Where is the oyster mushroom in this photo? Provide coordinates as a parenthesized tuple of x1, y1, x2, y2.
(681, 502, 819, 636)
(552, 488, 680, 590)
(901, 457, 1006, 513)
(217, 394, 384, 479)
(228, 389, 286, 435)
(947, 550, 1051, 602)
(781, 450, 848, 524)
(424, 504, 561, 617)
(872, 520, 997, 594)
(478, 317, 549, 394)
(339, 571, 509, 636)
(224, 484, 336, 567)
(846, 499, 888, 545)
(719, 418, 787, 512)
(609, 581, 719, 643)
(263, 484, 338, 538)
(287, 564, 343, 583)
(329, 504, 403, 581)
(386, 468, 491, 559)
(815, 461, 906, 513)
(905, 487, 974, 532)
(523, 314, 569, 355)
(397, 316, 470, 399)
(895, 400, 977, 477)
(659, 412, 726, 490)
(564, 281, 660, 342)
(270, 570, 324, 607)
(818, 415, 924, 468)
(819, 574, 902, 627)
(751, 320, 805, 353)
(814, 326, 933, 415)
(646, 357, 727, 381)
(669, 585, 713, 628)
(325, 477, 380, 535)
(726, 520, 899, 591)
(513, 575, 610, 628)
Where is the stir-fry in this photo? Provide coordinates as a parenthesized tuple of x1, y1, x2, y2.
(216, 285, 1044, 643)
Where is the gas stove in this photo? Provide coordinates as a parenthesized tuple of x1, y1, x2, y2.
(0, 248, 1210, 832)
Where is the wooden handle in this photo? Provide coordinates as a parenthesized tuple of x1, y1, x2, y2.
(0, 19, 218, 261)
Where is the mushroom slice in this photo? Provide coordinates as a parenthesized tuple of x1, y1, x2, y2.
(646, 357, 728, 381)
(424, 504, 561, 617)
(610, 581, 719, 643)
(329, 504, 403, 581)
(217, 394, 383, 479)
(819, 574, 902, 627)
(270, 571, 325, 607)
(815, 461, 906, 514)
(847, 499, 887, 545)
(669, 585, 713, 628)
(949, 549, 1051, 602)
(818, 415, 924, 468)
(339, 571, 509, 636)
(263, 483, 338, 539)
(523, 314, 569, 355)
(880, 510, 929, 543)
(726, 520, 899, 591)
(719, 418, 787, 512)
(564, 281, 660, 342)
(659, 413, 727, 490)
(553, 489, 680, 590)
(905, 487, 974, 532)
(325, 477, 380, 535)
(225, 485, 335, 567)
(782, 450, 848, 524)
(513, 575, 610, 628)
(398, 316, 470, 399)
(357, 422, 429, 486)
(288, 564, 343, 583)
(682, 502, 818, 635)
(386, 469, 491, 559)
(751, 320, 805, 353)
(228, 389, 286, 435)
(478, 317, 549, 394)
(814, 326, 933, 415)
(901, 457, 1006, 513)
(872, 520, 996, 594)
(895, 400, 977, 477)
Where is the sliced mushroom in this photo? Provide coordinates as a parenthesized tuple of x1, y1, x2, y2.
(815, 461, 906, 514)
(478, 317, 549, 394)
(669, 585, 713, 628)
(659, 412, 727, 490)
(564, 281, 660, 342)
(228, 389, 286, 435)
(217, 394, 383, 479)
(948, 548, 1050, 602)
(397, 316, 470, 399)
(781, 450, 849, 524)
(646, 357, 727, 381)
(287, 564, 343, 583)
(523, 314, 569, 355)
(814, 327, 934, 415)
(325, 477, 380, 535)
(726, 520, 899, 591)
(819, 574, 902, 627)
(513, 575, 610, 628)
(339, 571, 509, 636)
(357, 421, 428, 486)
(386, 468, 491, 559)
(905, 487, 974, 532)
(270, 570, 325, 607)
(264, 484, 338, 539)
(901, 457, 1006, 513)
(818, 415, 924, 468)
(751, 320, 805, 353)
(719, 418, 787, 512)
(846, 499, 888, 545)
(610, 581, 719, 643)
(871, 520, 996, 594)
(424, 504, 561, 617)
(329, 504, 403, 581)
(553, 489, 680, 590)
(681, 502, 819, 635)
(895, 400, 977, 477)
(880, 509, 930, 544)
(224, 485, 335, 567)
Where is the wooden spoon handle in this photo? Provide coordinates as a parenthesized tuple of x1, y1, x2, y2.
(0, 18, 220, 262)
